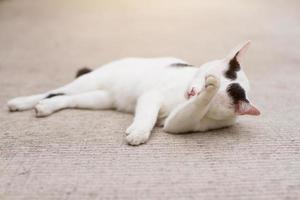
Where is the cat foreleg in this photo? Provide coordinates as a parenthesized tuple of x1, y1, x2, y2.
(164, 75, 220, 133)
(126, 91, 162, 145)
(34, 90, 113, 117)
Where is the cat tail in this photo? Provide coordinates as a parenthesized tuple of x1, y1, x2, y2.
(76, 67, 93, 78)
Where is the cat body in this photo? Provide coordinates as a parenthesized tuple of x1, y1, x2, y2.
(91, 57, 192, 114)
(7, 41, 260, 145)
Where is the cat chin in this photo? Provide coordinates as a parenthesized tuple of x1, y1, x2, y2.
(206, 109, 236, 121)
(206, 102, 236, 121)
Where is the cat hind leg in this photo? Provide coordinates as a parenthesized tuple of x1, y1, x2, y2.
(34, 90, 113, 117)
(7, 72, 99, 112)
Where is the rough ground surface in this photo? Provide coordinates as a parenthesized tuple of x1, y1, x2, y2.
(1, 0, 300, 199)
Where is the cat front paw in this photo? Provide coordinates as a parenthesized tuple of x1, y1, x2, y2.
(204, 75, 220, 92)
(186, 75, 220, 99)
(125, 125, 150, 146)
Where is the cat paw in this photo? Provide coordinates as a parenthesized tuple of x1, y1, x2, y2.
(34, 100, 55, 117)
(7, 97, 33, 112)
(205, 75, 220, 91)
(126, 133, 149, 146)
(125, 125, 150, 145)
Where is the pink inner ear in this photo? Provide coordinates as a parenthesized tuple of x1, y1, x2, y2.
(236, 101, 260, 116)
(236, 41, 251, 62)
(229, 40, 251, 62)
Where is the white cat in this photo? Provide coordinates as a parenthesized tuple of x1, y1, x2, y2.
(7, 41, 260, 145)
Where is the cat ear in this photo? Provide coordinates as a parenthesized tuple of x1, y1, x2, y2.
(227, 40, 251, 62)
(235, 100, 260, 116)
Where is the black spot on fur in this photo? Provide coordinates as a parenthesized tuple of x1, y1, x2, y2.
(76, 67, 92, 78)
(170, 63, 194, 67)
(226, 83, 248, 104)
(45, 93, 65, 99)
(225, 54, 240, 80)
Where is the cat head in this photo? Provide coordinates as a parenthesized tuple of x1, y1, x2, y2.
(187, 41, 260, 120)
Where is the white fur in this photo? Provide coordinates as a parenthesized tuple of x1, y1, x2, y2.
(7, 41, 257, 145)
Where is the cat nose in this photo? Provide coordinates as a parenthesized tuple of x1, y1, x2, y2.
(188, 87, 196, 97)
(186, 87, 198, 99)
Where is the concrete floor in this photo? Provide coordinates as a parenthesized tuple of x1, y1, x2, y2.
(1, 0, 300, 199)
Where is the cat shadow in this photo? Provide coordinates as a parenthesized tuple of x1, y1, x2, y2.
(157, 123, 250, 143)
